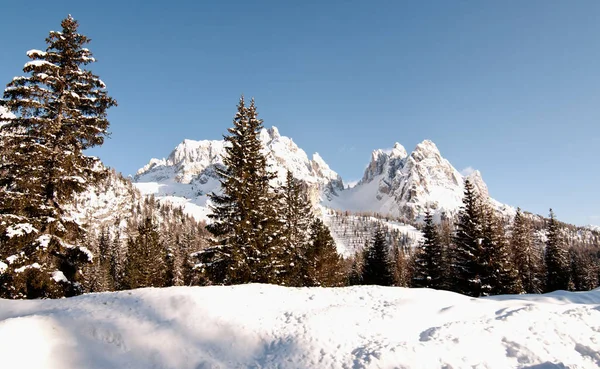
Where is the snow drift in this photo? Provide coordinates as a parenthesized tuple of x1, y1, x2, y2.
(1, 285, 599, 369)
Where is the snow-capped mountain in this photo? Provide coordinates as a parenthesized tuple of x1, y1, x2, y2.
(325, 139, 512, 220)
(134, 126, 344, 218)
(134, 127, 514, 223)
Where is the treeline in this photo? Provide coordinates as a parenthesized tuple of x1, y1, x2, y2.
(343, 180, 600, 296)
(407, 181, 600, 296)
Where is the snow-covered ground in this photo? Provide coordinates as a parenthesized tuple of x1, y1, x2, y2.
(1, 285, 599, 369)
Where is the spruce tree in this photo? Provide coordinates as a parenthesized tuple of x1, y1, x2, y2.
(438, 214, 456, 291)
(278, 170, 314, 285)
(392, 243, 410, 287)
(203, 97, 280, 285)
(510, 208, 543, 293)
(0, 15, 116, 298)
(544, 209, 570, 292)
(123, 217, 167, 289)
(362, 226, 395, 286)
(480, 205, 521, 295)
(83, 228, 114, 292)
(303, 218, 343, 287)
(412, 210, 445, 289)
(109, 230, 124, 290)
(347, 252, 363, 286)
(569, 247, 599, 291)
(452, 179, 485, 297)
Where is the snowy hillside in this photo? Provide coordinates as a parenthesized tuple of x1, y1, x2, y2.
(1, 284, 599, 369)
(322, 208, 424, 257)
(134, 126, 344, 221)
(64, 168, 140, 233)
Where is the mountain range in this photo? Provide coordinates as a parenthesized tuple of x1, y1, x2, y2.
(133, 126, 514, 223)
(2, 108, 597, 253)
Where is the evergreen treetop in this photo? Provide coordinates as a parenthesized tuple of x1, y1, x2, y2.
(412, 210, 445, 289)
(362, 226, 395, 286)
(452, 179, 485, 297)
(303, 218, 343, 287)
(544, 209, 570, 292)
(511, 208, 543, 293)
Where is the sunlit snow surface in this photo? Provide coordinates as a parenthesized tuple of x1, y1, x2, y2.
(1, 285, 599, 369)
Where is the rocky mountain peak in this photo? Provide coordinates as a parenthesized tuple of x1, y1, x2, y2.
(134, 127, 506, 224)
(324, 137, 506, 221)
(410, 139, 442, 162)
(134, 126, 344, 206)
(390, 142, 408, 159)
(465, 169, 489, 198)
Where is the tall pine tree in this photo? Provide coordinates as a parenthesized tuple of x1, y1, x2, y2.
(452, 179, 485, 297)
(362, 226, 395, 286)
(203, 97, 280, 285)
(510, 208, 543, 293)
(412, 210, 446, 289)
(569, 247, 599, 291)
(480, 205, 521, 295)
(303, 218, 343, 287)
(123, 217, 167, 289)
(278, 170, 314, 286)
(438, 213, 456, 291)
(0, 15, 116, 298)
(544, 209, 570, 292)
(347, 251, 363, 286)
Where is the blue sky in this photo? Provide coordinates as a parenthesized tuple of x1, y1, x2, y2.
(1, 1, 599, 226)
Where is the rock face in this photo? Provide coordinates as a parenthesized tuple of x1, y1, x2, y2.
(325, 139, 499, 220)
(134, 126, 344, 206)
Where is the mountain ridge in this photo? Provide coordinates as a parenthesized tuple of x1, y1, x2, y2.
(134, 126, 512, 223)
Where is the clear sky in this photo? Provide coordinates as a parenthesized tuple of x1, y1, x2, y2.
(1, 1, 599, 226)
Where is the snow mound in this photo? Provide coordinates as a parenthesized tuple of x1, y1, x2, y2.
(1, 285, 599, 368)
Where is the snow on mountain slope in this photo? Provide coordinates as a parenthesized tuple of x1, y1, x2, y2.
(325, 139, 514, 220)
(134, 126, 343, 221)
(1, 284, 599, 369)
(321, 206, 423, 257)
(64, 169, 140, 232)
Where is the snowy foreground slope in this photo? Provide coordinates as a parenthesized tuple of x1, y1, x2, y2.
(1, 285, 599, 369)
